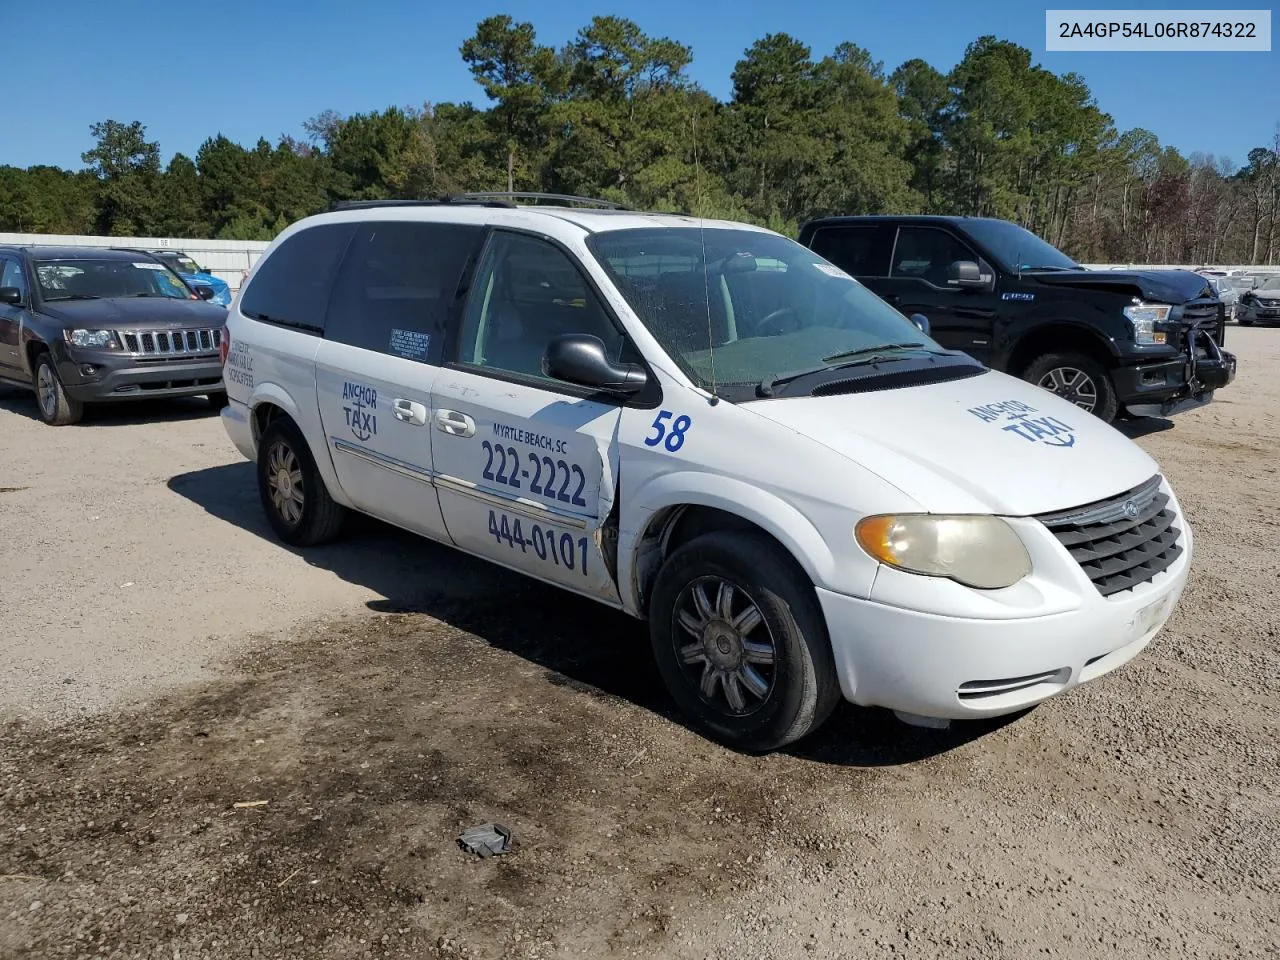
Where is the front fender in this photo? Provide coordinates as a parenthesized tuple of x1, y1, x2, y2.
(617, 469, 847, 617)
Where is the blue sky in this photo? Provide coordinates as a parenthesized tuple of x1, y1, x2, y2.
(7, 0, 1277, 172)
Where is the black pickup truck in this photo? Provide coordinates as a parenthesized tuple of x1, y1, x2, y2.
(797, 215, 1237, 423)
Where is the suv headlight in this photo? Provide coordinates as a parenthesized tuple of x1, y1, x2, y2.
(64, 329, 118, 349)
(1123, 302, 1170, 344)
(855, 514, 1032, 590)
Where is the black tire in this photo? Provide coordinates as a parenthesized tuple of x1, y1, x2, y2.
(32, 351, 84, 426)
(1021, 351, 1119, 423)
(256, 416, 347, 546)
(648, 530, 840, 752)
(207, 391, 229, 410)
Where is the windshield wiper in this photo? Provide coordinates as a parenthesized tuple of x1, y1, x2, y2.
(757, 343, 930, 398)
(43, 294, 100, 301)
(821, 342, 926, 363)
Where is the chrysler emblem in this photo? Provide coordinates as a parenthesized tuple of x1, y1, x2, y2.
(1122, 500, 1139, 520)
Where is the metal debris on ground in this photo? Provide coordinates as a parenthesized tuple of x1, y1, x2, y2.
(457, 823, 513, 858)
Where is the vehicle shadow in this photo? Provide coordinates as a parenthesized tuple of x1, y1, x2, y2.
(167, 460, 1016, 768)
(0, 387, 219, 427)
(1115, 416, 1175, 439)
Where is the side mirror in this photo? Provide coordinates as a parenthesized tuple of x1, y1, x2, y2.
(947, 260, 990, 290)
(910, 313, 931, 336)
(0, 286, 22, 306)
(543, 334, 648, 395)
(194, 284, 216, 300)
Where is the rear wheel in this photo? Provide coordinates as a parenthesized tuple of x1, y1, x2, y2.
(1021, 351, 1119, 423)
(649, 530, 840, 753)
(33, 351, 84, 426)
(256, 417, 347, 546)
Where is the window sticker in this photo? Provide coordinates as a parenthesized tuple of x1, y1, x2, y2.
(813, 262, 854, 280)
(132, 262, 167, 270)
(388, 328, 431, 362)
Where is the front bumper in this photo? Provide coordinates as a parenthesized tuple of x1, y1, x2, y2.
(59, 349, 224, 403)
(1242, 304, 1280, 324)
(1114, 323, 1237, 417)
(818, 555, 1189, 719)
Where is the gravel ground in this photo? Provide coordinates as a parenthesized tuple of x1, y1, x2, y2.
(1, 328, 1277, 959)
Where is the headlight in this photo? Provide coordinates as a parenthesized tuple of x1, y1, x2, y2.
(854, 514, 1032, 590)
(1123, 302, 1170, 344)
(64, 329, 117, 349)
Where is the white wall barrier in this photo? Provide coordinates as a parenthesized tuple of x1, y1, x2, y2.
(2, 232, 1276, 293)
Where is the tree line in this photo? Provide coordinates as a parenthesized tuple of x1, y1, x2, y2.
(2, 15, 1278, 264)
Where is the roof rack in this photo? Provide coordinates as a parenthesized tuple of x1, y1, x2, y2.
(329, 193, 631, 212)
(330, 197, 516, 211)
(452, 192, 631, 210)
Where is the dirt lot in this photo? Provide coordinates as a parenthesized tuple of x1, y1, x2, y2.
(2, 329, 1277, 960)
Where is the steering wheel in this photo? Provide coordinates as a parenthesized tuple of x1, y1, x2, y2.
(756, 306, 801, 336)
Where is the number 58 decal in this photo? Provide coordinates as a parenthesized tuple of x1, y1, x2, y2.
(644, 410, 692, 452)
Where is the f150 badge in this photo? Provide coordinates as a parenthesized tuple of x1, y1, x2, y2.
(967, 400, 1076, 448)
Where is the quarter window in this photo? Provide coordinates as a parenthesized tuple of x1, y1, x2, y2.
(239, 223, 356, 333)
(325, 221, 483, 363)
(456, 232, 624, 382)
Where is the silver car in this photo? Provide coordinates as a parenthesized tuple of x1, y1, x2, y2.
(1206, 276, 1240, 321)
(1238, 276, 1280, 326)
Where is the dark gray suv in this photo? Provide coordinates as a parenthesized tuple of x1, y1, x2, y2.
(0, 246, 228, 425)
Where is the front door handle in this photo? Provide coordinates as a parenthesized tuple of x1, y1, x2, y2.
(434, 408, 476, 438)
(393, 398, 428, 425)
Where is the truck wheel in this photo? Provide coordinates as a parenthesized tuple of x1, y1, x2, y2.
(256, 417, 347, 546)
(33, 351, 84, 426)
(648, 530, 840, 753)
(1022, 352, 1119, 423)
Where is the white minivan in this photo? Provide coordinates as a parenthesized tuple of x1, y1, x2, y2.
(219, 195, 1192, 752)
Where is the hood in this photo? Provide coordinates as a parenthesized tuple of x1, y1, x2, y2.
(741, 369, 1161, 516)
(1033, 268, 1214, 304)
(39, 297, 228, 329)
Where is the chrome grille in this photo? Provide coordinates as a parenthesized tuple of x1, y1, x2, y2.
(116, 327, 222, 357)
(1035, 474, 1183, 597)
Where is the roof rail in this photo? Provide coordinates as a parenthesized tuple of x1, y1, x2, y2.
(330, 197, 516, 211)
(452, 192, 631, 210)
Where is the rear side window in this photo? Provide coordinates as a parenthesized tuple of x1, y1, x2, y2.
(325, 221, 484, 363)
(239, 222, 356, 333)
(808, 225, 890, 278)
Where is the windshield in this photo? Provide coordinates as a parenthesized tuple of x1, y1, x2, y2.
(1258, 277, 1280, 292)
(586, 227, 944, 393)
(35, 259, 193, 300)
(168, 254, 204, 274)
(960, 219, 1079, 272)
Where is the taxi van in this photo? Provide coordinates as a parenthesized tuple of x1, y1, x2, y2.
(219, 194, 1192, 752)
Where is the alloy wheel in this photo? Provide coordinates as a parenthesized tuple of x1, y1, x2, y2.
(1038, 366, 1098, 412)
(673, 576, 777, 716)
(266, 440, 305, 526)
(36, 365, 57, 419)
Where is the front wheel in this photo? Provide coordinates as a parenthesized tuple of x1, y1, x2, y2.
(1021, 351, 1119, 423)
(256, 416, 347, 546)
(648, 530, 840, 753)
(33, 351, 84, 426)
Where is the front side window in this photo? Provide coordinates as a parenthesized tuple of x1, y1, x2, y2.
(0, 257, 25, 295)
(456, 231, 624, 382)
(587, 227, 942, 396)
(35, 258, 192, 300)
(889, 227, 981, 286)
(326, 221, 483, 362)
